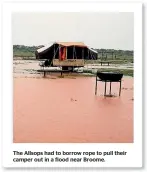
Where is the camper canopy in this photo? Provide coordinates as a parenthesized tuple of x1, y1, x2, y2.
(35, 42, 98, 60)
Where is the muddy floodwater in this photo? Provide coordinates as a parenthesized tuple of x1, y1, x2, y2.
(13, 60, 133, 143)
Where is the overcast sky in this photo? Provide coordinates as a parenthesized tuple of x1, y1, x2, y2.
(12, 12, 134, 50)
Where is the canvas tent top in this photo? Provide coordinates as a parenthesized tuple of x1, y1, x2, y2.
(37, 42, 97, 54)
(57, 42, 87, 47)
(37, 42, 54, 53)
(88, 47, 98, 54)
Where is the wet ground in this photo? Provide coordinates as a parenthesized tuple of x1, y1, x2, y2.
(13, 60, 133, 77)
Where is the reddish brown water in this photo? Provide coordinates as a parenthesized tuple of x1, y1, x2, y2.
(13, 76, 133, 143)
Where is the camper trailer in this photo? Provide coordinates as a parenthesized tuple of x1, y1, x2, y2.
(35, 42, 98, 70)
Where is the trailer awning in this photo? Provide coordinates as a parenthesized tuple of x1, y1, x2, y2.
(37, 42, 54, 53)
(88, 47, 98, 54)
(36, 42, 97, 54)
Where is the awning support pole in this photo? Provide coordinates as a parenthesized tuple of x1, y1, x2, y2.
(82, 48, 84, 59)
(54, 44, 55, 59)
(59, 45, 60, 60)
(73, 46, 74, 59)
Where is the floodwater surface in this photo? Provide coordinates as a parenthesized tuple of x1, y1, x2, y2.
(13, 75, 133, 143)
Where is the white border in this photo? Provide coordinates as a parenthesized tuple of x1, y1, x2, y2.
(2, 2, 142, 167)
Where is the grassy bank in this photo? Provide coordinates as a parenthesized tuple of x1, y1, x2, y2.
(81, 68, 133, 77)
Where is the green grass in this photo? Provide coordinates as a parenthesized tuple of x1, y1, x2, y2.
(13, 51, 35, 57)
(84, 58, 133, 65)
(13, 45, 36, 58)
(82, 68, 133, 77)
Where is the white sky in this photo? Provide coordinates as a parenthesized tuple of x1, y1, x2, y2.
(12, 12, 134, 50)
